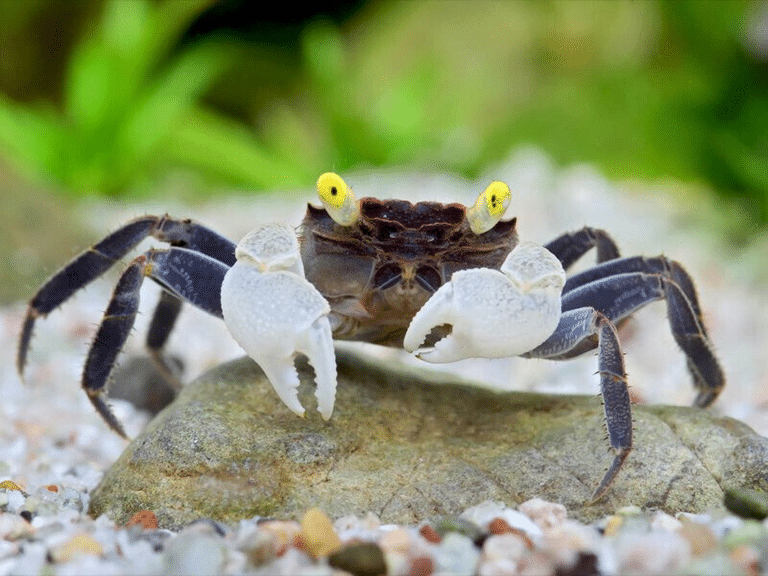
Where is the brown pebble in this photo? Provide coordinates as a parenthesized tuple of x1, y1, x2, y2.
(488, 517, 513, 534)
(410, 556, 434, 576)
(419, 524, 442, 544)
(45, 485, 59, 493)
(487, 517, 534, 549)
(328, 542, 386, 576)
(126, 510, 158, 530)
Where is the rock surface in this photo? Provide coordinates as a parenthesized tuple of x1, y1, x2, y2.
(89, 351, 768, 530)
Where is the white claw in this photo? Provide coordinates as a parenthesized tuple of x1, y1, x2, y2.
(303, 316, 336, 420)
(404, 241, 566, 362)
(221, 224, 337, 419)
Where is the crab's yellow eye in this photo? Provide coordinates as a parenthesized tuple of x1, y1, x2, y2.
(317, 172, 360, 226)
(467, 181, 512, 234)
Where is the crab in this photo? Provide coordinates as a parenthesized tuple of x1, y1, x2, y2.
(17, 173, 725, 500)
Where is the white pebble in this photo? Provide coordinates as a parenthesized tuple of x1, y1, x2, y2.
(483, 533, 527, 562)
(163, 534, 227, 576)
(3, 490, 25, 513)
(518, 497, 567, 530)
(461, 500, 542, 540)
(434, 533, 480, 576)
(650, 511, 683, 533)
(616, 531, 691, 574)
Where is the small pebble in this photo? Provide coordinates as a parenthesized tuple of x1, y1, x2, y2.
(542, 520, 601, 568)
(409, 556, 434, 576)
(482, 533, 526, 564)
(2, 489, 26, 513)
(328, 541, 387, 576)
(649, 510, 682, 533)
(419, 524, 442, 544)
(488, 517, 535, 549)
(616, 531, 691, 575)
(730, 545, 761, 576)
(379, 526, 413, 574)
(162, 533, 226, 576)
(258, 519, 302, 556)
(0, 512, 36, 539)
(516, 551, 555, 576)
(299, 508, 342, 558)
(725, 487, 768, 520)
(678, 517, 719, 557)
(0, 480, 26, 494)
(554, 551, 600, 576)
(602, 515, 623, 537)
(380, 527, 412, 554)
(461, 501, 542, 541)
(20, 495, 59, 517)
(722, 519, 767, 549)
(434, 532, 481, 576)
(434, 515, 484, 544)
(126, 510, 158, 530)
(238, 529, 278, 566)
(268, 547, 315, 574)
(49, 533, 104, 563)
(518, 497, 567, 530)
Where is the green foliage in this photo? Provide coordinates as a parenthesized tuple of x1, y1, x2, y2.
(260, 0, 768, 227)
(0, 0, 765, 230)
(0, 0, 304, 196)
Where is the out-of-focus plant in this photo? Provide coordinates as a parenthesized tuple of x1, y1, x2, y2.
(243, 0, 766, 229)
(1, 0, 765, 232)
(0, 0, 306, 196)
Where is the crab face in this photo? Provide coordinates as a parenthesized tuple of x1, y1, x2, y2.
(300, 194, 518, 346)
(18, 172, 725, 501)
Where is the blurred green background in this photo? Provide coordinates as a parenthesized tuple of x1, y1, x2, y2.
(1, 0, 767, 302)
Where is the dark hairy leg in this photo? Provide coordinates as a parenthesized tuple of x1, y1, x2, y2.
(17, 215, 236, 376)
(562, 258, 723, 406)
(526, 307, 630, 501)
(83, 247, 229, 437)
(525, 259, 724, 498)
(544, 227, 621, 271)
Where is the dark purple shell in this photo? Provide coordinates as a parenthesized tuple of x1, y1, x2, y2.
(299, 197, 518, 346)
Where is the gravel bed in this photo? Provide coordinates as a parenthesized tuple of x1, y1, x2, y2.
(2, 149, 767, 574)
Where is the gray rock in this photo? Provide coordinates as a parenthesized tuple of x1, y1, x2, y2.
(109, 356, 181, 415)
(89, 351, 768, 530)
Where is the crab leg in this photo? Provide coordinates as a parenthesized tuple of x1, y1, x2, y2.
(563, 255, 707, 335)
(560, 259, 724, 406)
(143, 290, 185, 388)
(84, 247, 230, 437)
(527, 264, 724, 497)
(544, 227, 621, 270)
(17, 215, 236, 377)
(526, 307, 630, 501)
